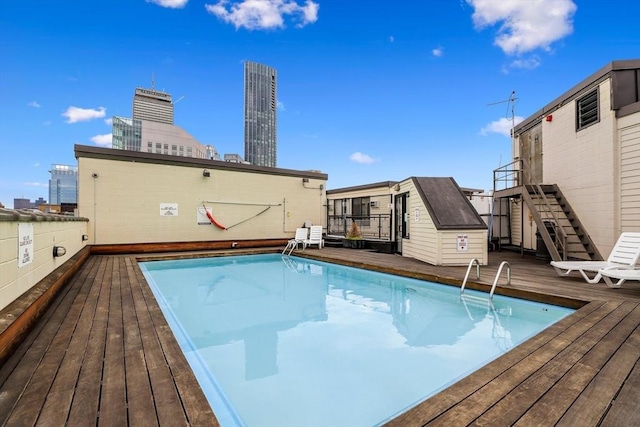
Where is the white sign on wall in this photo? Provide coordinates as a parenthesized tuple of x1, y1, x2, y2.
(18, 222, 34, 268)
(457, 234, 469, 252)
(160, 203, 178, 216)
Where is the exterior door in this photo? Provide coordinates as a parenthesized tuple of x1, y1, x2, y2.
(519, 123, 543, 184)
(395, 193, 408, 254)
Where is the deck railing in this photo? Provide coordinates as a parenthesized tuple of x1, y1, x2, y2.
(327, 214, 392, 241)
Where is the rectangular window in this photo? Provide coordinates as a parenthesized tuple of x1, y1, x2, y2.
(576, 88, 599, 131)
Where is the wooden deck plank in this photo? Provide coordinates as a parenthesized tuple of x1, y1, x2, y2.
(517, 302, 640, 426)
(98, 257, 128, 427)
(121, 256, 159, 427)
(3, 257, 99, 426)
(36, 256, 103, 425)
(128, 257, 190, 426)
(600, 356, 640, 427)
(558, 323, 640, 426)
(474, 301, 640, 427)
(67, 256, 111, 425)
(0, 261, 88, 425)
(2, 248, 640, 426)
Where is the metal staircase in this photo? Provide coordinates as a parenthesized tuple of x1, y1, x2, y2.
(493, 159, 603, 262)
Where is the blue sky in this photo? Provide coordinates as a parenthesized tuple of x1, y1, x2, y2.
(1, 0, 638, 208)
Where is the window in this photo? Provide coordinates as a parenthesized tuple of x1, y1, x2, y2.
(576, 88, 599, 131)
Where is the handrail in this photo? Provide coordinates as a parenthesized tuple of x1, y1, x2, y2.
(489, 261, 511, 299)
(519, 158, 568, 260)
(460, 258, 481, 295)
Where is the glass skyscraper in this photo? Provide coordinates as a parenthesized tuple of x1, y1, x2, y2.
(244, 61, 277, 167)
(49, 164, 78, 204)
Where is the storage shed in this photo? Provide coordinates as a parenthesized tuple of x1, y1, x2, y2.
(397, 177, 488, 266)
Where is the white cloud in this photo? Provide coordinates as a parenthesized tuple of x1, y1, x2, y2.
(43, 121, 51, 126)
(432, 46, 444, 57)
(104, 118, 113, 126)
(34, 163, 40, 168)
(480, 116, 524, 137)
(147, 0, 188, 8)
(277, 101, 285, 111)
(62, 106, 106, 123)
(24, 182, 48, 187)
(350, 152, 377, 164)
(205, 0, 319, 30)
(389, 36, 395, 43)
(28, 101, 41, 108)
(90, 133, 113, 147)
(466, 0, 577, 55)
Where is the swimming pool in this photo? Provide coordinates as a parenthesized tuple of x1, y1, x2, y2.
(140, 254, 573, 427)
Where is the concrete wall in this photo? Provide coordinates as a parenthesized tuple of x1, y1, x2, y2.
(0, 210, 88, 311)
(76, 146, 328, 245)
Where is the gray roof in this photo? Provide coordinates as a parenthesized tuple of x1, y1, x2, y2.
(412, 177, 487, 230)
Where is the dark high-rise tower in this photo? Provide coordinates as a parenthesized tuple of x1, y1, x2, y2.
(244, 61, 277, 167)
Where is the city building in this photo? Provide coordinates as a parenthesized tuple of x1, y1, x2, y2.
(49, 164, 78, 204)
(244, 61, 277, 167)
(112, 116, 217, 160)
(132, 87, 174, 125)
(493, 59, 640, 260)
(223, 153, 248, 163)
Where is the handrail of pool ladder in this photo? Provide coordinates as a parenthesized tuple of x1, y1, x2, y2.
(489, 261, 511, 299)
(460, 258, 481, 295)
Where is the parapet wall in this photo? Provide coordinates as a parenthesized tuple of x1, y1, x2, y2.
(0, 209, 89, 311)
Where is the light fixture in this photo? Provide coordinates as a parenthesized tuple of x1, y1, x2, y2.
(202, 169, 211, 177)
(53, 246, 67, 258)
(302, 178, 309, 183)
(82, 235, 89, 241)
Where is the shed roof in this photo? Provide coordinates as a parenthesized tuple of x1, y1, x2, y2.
(412, 177, 487, 230)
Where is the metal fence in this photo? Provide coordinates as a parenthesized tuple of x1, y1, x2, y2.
(326, 215, 392, 241)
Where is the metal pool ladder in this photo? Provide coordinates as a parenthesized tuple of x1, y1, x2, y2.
(460, 259, 511, 300)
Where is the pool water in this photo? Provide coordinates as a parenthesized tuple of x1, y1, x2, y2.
(140, 254, 573, 427)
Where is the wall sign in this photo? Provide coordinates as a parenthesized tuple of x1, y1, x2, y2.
(160, 203, 178, 216)
(457, 234, 469, 252)
(18, 223, 34, 268)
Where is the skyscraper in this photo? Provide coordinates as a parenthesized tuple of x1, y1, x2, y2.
(244, 61, 277, 167)
(133, 87, 174, 124)
(49, 164, 78, 204)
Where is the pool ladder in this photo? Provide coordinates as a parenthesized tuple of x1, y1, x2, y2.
(460, 259, 511, 299)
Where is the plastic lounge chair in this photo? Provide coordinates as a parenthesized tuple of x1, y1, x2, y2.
(304, 225, 324, 249)
(550, 232, 640, 283)
(598, 267, 640, 288)
(282, 227, 308, 255)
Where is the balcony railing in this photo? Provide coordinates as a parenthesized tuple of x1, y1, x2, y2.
(327, 215, 392, 241)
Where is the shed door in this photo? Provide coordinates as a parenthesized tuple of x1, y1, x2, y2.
(395, 193, 408, 254)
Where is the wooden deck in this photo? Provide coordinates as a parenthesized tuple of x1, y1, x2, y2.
(1, 247, 639, 426)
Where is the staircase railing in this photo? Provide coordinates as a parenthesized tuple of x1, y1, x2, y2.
(518, 158, 568, 261)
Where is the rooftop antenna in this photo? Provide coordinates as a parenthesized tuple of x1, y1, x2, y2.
(151, 72, 155, 90)
(487, 90, 519, 155)
(174, 95, 185, 104)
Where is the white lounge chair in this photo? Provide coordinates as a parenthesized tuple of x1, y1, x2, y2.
(282, 227, 308, 255)
(304, 225, 324, 249)
(598, 267, 640, 288)
(550, 232, 640, 283)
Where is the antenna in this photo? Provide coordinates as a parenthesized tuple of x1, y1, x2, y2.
(174, 95, 185, 104)
(487, 90, 518, 144)
(151, 72, 155, 90)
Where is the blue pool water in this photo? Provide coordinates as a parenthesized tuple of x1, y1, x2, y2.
(140, 254, 573, 427)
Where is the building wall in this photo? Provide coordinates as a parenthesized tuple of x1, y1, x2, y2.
(141, 120, 208, 158)
(77, 155, 326, 245)
(0, 211, 88, 311)
(619, 111, 640, 233)
(542, 80, 618, 253)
